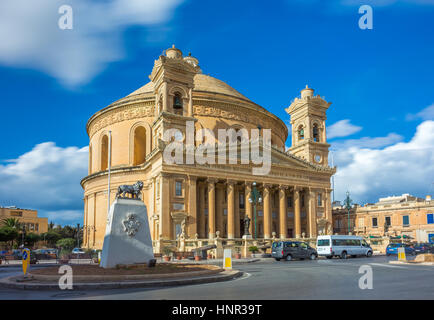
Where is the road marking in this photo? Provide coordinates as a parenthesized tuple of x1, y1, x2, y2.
(231, 272, 251, 282)
(368, 263, 407, 269)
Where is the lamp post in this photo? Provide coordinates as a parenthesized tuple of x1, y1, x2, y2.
(344, 191, 352, 235)
(248, 182, 262, 239)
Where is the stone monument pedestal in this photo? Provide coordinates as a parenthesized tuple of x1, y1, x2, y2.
(242, 234, 252, 239)
(100, 198, 154, 269)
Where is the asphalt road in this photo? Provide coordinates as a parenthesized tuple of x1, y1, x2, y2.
(0, 255, 432, 300)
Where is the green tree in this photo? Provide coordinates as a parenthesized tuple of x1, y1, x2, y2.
(41, 231, 62, 246)
(56, 238, 75, 251)
(0, 226, 19, 249)
(1, 218, 22, 230)
(24, 233, 41, 248)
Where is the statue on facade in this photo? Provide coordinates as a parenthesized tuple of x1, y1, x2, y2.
(243, 215, 251, 235)
(327, 224, 332, 235)
(116, 181, 144, 200)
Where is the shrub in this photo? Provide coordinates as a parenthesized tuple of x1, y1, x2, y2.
(162, 246, 173, 256)
(248, 246, 258, 253)
(56, 238, 75, 251)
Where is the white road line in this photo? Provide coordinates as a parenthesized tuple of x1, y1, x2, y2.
(231, 272, 251, 282)
(368, 263, 408, 269)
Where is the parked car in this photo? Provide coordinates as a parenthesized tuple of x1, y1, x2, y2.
(386, 243, 416, 256)
(316, 235, 373, 259)
(71, 248, 85, 254)
(412, 243, 431, 254)
(271, 241, 317, 261)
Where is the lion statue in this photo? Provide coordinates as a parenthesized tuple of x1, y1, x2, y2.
(116, 181, 144, 200)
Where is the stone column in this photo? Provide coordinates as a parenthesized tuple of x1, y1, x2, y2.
(83, 196, 88, 247)
(162, 83, 168, 112)
(279, 186, 287, 239)
(294, 187, 301, 238)
(324, 188, 332, 223)
(207, 179, 216, 239)
(234, 184, 240, 238)
(263, 184, 272, 239)
(198, 182, 206, 238)
(307, 189, 317, 238)
(227, 180, 235, 239)
(245, 182, 253, 235)
(188, 87, 193, 116)
(160, 174, 171, 240)
(188, 176, 197, 237)
(216, 184, 224, 237)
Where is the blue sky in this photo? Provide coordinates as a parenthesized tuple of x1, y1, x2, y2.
(0, 0, 433, 225)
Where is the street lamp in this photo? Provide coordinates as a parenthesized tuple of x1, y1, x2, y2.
(344, 191, 353, 235)
(248, 182, 262, 239)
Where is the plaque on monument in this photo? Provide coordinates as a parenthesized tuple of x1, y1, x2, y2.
(100, 197, 154, 268)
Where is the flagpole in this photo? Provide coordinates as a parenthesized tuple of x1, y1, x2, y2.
(107, 131, 112, 216)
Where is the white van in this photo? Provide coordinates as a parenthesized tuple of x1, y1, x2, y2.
(316, 235, 373, 259)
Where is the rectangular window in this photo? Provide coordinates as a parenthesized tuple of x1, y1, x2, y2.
(317, 239, 330, 246)
(287, 196, 293, 208)
(403, 215, 410, 226)
(317, 193, 322, 206)
(258, 210, 263, 217)
(175, 181, 182, 196)
(223, 208, 227, 216)
(358, 218, 364, 227)
(427, 213, 434, 224)
(239, 193, 245, 209)
(204, 208, 208, 216)
(385, 216, 391, 226)
(372, 217, 378, 227)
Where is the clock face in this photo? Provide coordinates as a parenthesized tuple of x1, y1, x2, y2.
(314, 154, 321, 163)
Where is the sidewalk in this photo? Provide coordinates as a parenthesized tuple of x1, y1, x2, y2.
(0, 269, 243, 291)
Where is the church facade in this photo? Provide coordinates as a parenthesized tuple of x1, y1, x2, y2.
(81, 45, 336, 249)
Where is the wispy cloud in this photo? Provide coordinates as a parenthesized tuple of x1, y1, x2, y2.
(327, 119, 362, 139)
(406, 103, 434, 121)
(0, 0, 184, 87)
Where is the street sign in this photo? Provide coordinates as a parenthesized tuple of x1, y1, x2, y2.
(397, 247, 406, 261)
(22, 248, 30, 275)
(223, 248, 232, 270)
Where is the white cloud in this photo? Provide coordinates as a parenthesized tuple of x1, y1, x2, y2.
(0, 142, 88, 225)
(406, 103, 434, 121)
(331, 133, 403, 152)
(332, 120, 434, 205)
(0, 0, 183, 86)
(327, 119, 362, 139)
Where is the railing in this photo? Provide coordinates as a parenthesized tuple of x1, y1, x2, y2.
(153, 236, 318, 258)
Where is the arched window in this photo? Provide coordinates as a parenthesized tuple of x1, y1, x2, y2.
(173, 92, 183, 115)
(133, 126, 147, 165)
(100, 135, 108, 171)
(298, 126, 304, 140)
(313, 124, 319, 142)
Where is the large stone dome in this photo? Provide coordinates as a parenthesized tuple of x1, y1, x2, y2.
(127, 73, 250, 101)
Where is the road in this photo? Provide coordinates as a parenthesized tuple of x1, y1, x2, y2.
(0, 255, 432, 300)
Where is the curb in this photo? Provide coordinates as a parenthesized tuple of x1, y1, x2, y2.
(0, 270, 243, 291)
(389, 261, 434, 266)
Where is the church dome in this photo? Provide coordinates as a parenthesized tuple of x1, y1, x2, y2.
(127, 73, 250, 101)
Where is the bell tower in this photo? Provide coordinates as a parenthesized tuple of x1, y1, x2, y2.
(149, 45, 201, 146)
(285, 86, 331, 166)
